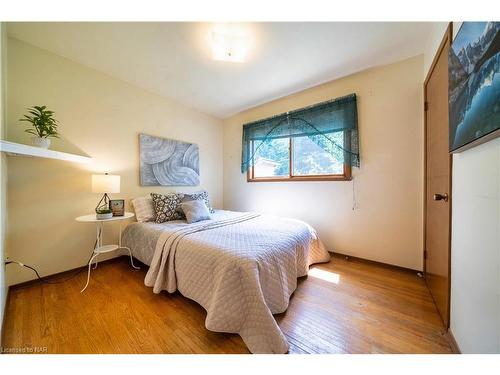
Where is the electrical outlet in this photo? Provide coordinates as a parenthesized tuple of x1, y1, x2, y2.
(3, 252, 11, 268)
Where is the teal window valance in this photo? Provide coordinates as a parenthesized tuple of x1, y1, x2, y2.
(241, 93, 360, 173)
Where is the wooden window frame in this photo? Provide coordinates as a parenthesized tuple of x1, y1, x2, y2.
(247, 134, 352, 182)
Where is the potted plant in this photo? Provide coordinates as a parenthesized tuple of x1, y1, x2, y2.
(19, 105, 59, 149)
(96, 208, 113, 220)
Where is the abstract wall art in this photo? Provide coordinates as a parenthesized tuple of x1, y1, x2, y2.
(139, 133, 200, 186)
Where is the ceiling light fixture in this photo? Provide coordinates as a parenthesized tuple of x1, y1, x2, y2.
(211, 24, 249, 63)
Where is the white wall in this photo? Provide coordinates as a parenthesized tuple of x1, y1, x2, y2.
(223, 56, 425, 271)
(5, 38, 224, 285)
(449, 22, 500, 354)
(451, 139, 500, 353)
(424, 22, 500, 353)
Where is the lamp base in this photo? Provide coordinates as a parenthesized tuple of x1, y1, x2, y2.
(95, 193, 110, 213)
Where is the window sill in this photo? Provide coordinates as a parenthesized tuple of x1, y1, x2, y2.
(247, 175, 352, 182)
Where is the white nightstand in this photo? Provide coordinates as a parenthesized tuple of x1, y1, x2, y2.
(75, 211, 139, 292)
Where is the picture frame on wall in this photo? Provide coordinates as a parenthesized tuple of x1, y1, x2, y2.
(449, 22, 500, 152)
(139, 133, 200, 186)
(109, 199, 125, 216)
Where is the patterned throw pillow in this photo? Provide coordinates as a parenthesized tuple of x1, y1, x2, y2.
(131, 196, 155, 222)
(182, 191, 215, 213)
(150, 193, 185, 223)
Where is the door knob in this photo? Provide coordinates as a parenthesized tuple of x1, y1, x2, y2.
(433, 193, 448, 202)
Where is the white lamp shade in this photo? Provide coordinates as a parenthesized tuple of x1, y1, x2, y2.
(92, 174, 120, 194)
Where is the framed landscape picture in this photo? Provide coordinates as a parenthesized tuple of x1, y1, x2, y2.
(449, 22, 500, 152)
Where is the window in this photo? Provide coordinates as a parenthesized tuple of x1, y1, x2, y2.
(241, 94, 359, 180)
(248, 132, 351, 182)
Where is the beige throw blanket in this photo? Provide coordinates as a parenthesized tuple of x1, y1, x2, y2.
(144, 211, 330, 353)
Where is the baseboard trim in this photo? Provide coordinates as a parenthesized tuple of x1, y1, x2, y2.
(331, 252, 421, 274)
(445, 328, 461, 354)
(8, 255, 125, 290)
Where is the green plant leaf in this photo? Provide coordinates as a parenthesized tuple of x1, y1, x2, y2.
(19, 105, 60, 139)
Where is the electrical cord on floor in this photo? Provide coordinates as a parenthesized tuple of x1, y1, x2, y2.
(5, 228, 101, 285)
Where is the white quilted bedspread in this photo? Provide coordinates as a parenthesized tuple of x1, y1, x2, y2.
(129, 210, 330, 353)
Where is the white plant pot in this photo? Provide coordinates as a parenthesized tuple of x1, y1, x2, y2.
(96, 212, 113, 220)
(31, 137, 51, 149)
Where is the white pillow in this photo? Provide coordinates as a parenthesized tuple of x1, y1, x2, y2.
(131, 196, 155, 222)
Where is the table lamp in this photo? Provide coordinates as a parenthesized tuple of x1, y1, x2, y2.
(92, 173, 120, 213)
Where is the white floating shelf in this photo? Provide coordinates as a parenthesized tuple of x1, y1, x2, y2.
(0, 140, 91, 164)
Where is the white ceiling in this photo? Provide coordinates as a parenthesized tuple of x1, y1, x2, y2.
(7, 22, 431, 118)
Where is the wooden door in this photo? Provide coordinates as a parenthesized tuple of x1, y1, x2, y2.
(424, 24, 452, 328)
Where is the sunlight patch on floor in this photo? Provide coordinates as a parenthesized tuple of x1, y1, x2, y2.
(308, 267, 340, 284)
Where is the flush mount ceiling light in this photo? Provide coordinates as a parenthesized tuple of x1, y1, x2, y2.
(211, 24, 250, 63)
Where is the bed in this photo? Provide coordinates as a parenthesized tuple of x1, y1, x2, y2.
(121, 209, 330, 353)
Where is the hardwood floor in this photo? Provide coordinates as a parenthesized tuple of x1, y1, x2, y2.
(2, 254, 453, 354)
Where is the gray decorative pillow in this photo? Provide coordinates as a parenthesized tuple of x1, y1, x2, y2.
(181, 199, 211, 224)
(182, 190, 215, 213)
(151, 193, 184, 223)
